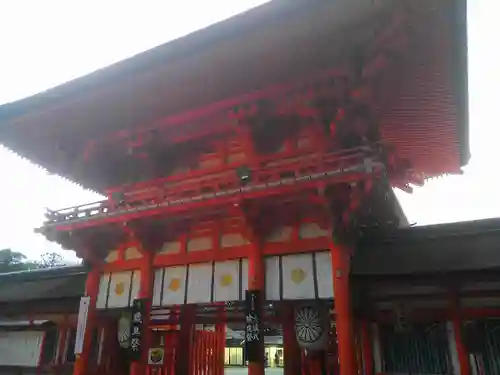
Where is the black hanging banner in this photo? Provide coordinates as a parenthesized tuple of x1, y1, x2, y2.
(129, 298, 147, 361)
(245, 290, 262, 363)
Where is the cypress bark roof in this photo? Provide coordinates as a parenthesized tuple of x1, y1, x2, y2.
(0, 0, 468, 192)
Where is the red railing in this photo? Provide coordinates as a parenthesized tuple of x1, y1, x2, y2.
(40, 146, 389, 231)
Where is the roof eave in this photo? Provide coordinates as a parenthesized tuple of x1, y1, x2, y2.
(455, 0, 470, 167)
(0, 0, 316, 124)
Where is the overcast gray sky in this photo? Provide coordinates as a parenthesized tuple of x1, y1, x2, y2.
(0, 0, 495, 261)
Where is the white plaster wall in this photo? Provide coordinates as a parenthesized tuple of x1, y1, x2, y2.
(0, 331, 43, 367)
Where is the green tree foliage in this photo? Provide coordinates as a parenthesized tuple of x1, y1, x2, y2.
(0, 249, 66, 273)
(39, 252, 65, 268)
(0, 248, 34, 272)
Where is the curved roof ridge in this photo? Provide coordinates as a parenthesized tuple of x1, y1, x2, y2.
(0, 265, 87, 283)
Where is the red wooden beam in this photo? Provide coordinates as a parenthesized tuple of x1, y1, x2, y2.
(85, 68, 348, 155)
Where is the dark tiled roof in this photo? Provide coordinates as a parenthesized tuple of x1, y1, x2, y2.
(0, 266, 86, 302)
(353, 217, 500, 275)
(0, 265, 86, 281)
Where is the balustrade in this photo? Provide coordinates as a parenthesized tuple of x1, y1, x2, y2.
(41, 145, 391, 229)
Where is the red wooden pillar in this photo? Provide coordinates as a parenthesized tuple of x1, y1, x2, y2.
(453, 317, 470, 375)
(248, 236, 265, 375)
(131, 250, 154, 375)
(283, 305, 300, 375)
(330, 243, 355, 375)
(73, 266, 100, 375)
(177, 306, 195, 375)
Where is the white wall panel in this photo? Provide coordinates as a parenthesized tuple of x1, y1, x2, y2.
(315, 252, 334, 299)
(282, 253, 315, 300)
(265, 256, 281, 301)
(214, 260, 239, 302)
(130, 270, 141, 303)
(241, 258, 249, 298)
(162, 266, 187, 306)
(107, 271, 133, 308)
(264, 252, 334, 301)
(0, 331, 43, 367)
(187, 263, 213, 304)
(152, 268, 164, 306)
(96, 273, 111, 309)
(154, 260, 248, 306)
(96, 270, 140, 309)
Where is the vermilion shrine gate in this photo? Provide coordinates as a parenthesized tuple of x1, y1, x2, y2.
(0, 1, 468, 375)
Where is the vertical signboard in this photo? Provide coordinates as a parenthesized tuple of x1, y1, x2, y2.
(129, 298, 146, 361)
(74, 296, 90, 355)
(244, 290, 262, 362)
